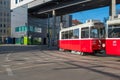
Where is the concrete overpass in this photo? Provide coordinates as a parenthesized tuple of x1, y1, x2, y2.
(28, 0, 120, 46)
(28, 0, 120, 18)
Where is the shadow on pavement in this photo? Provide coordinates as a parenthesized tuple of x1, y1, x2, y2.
(0, 44, 58, 54)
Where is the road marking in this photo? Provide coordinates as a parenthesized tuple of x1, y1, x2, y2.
(23, 57, 30, 60)
(16, 63, 25, 65)
(6, 67, 13, 76)
(0, 62, 53, 74)
(2, 53, 13, 76)
(2, 65, 10, 67)
(5, 54, 11, 62)
(2, 65, 14, 76)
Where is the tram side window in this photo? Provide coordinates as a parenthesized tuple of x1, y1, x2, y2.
(65, 31, 69, 39)
(90, 27, 99, 38)
(108, 25, 120, 38)
(81, 27, 89, 38)
(61, 32, 65, 39)
(73, 29, 79, 39)
(99, 28, 105, 38)
(69, 30, 73, 39)
(61, 31, 73, 39)
(61, 29, 79, 39)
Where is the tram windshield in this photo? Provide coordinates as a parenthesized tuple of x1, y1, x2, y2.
(108, 25, 120, 38)
(90, 27, 104, 38)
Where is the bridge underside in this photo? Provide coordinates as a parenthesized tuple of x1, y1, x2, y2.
(28, 0, 120, 18)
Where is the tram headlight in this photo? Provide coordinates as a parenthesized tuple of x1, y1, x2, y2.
(102, 43, 105, 48)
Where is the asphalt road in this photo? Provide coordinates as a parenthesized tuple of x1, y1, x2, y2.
(0, 45, 120, 80)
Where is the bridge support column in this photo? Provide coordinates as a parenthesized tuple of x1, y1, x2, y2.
(46, 13, 50, 47)
(52, 10, 56, 46)
(60, 15, 63, 30)
(109, 0, 116, 19)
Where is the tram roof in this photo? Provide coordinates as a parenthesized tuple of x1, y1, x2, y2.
(107, 19, 120, 25)
(60, 20, 104, 32)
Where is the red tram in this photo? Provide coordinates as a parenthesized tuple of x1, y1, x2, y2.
(59, 20, 105, 55)
(106, 15, 120, 56)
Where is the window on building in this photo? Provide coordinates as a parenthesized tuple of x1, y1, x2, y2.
(0, 12, 2, 16)
(15, 0, 18, 4)
(4, 24, 6, 27)
(15, 27, 19, 32)
(0, 30, 2, 33)
(0, 1, 2, 5)
(0, 24, 2, 27)
(19, 0, 24, 2)
(7, 13, 9, 16)
(4, 30, 6, 33)
(4, 1, 6, 5)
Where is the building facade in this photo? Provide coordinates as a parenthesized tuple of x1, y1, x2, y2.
(0, 0, 28, 44)
(0, 0, 11, 38)
(0, 0, 72, 45)
(28, 14, 72, 45)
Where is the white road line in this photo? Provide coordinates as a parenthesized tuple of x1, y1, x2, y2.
(1, 65, 10, 67)
(6, 67, 13, 76)
(16, 63, 25, 65)
(0, 63, 53, 74)
(13, 63, 53, 71)
(2, 65, 14, 76)
(0, 71, 3, 73)
(2, 53, 13, 76)
(5, 53, 11, 62)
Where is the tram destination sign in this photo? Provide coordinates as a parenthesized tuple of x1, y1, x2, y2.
(11, 0, 35, 9)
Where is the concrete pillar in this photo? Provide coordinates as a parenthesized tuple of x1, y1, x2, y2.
(109, 0, 116, 19)
(60, 15, 63, 30)
(47, 14, 50, 47)
(52, 10, 56, 46)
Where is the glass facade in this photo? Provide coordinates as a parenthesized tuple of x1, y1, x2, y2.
(15, 0, 24, 4)
(15, 26, 42, 33)
(15, 26, 28, 32)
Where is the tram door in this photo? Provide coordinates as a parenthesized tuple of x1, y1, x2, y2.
(106, 24, 120, 56)
(81, 27, 92, 52)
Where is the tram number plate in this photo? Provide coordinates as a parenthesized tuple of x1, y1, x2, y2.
(113, 41, 117, 46)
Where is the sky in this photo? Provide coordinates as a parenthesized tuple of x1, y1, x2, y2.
(71, 4, 120, 23)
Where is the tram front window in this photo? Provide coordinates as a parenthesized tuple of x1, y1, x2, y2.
(108, 25, 120, 38)
(90, 27, 99, 38)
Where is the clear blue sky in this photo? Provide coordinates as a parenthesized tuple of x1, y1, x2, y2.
(71, 4, 120, 23)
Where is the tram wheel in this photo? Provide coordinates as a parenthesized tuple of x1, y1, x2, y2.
(59, 48, 64, 52)
(80, 52, 86, 56)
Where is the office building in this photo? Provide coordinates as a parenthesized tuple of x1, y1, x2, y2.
(0, 0, 11, 39)
(0, 0, 72, 45)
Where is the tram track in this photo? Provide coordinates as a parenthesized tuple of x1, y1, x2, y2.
(41, 50, 120, 71)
